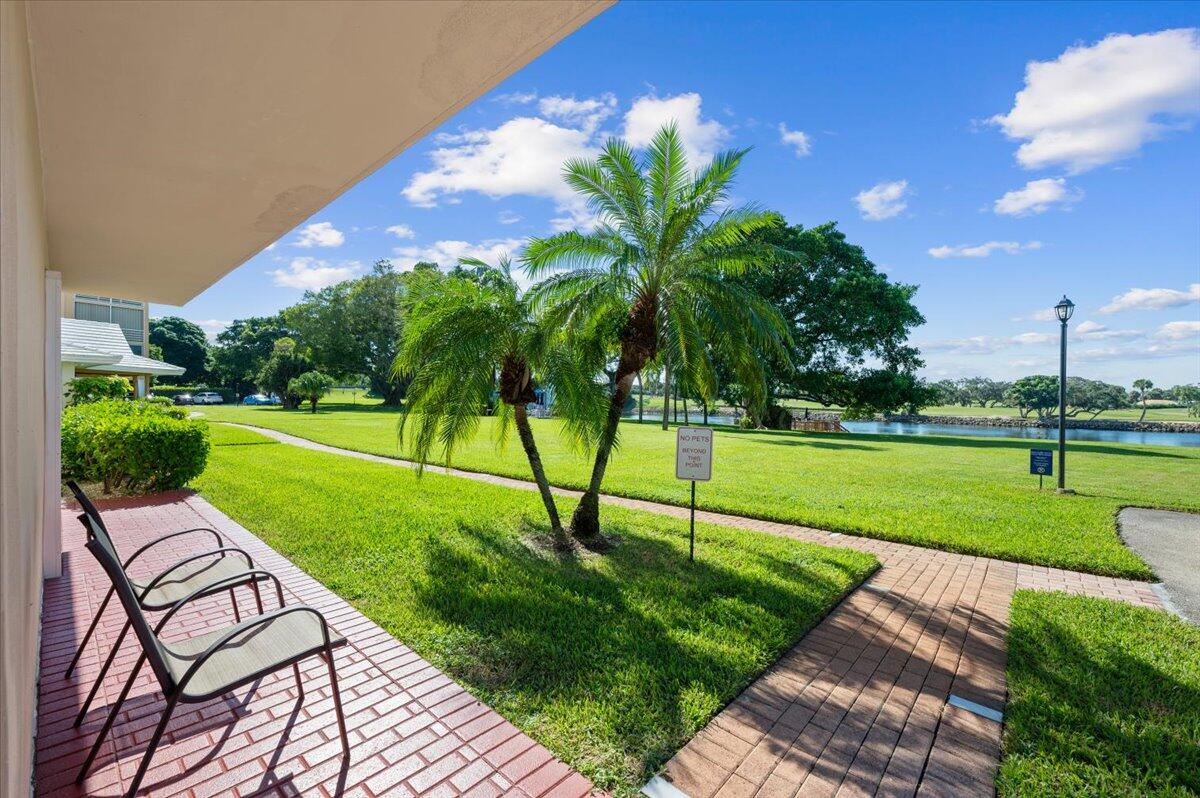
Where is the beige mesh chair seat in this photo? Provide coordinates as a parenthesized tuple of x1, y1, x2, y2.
(162, 608, 346, 700)
(132, 554, 265, 610)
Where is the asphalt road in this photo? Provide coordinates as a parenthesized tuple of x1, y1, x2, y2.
(1119, 507, 1200, 625)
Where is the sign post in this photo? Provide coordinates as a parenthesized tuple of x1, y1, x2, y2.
(676, 426, 713, 561)
(1029, 448, 1053, 490)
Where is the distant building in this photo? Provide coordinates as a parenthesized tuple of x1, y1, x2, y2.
(62, 293, 149, 354)
(61, 318, 184, 398)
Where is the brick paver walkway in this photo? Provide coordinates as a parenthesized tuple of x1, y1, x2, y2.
(38, 493, 593, 798)
(221, 423, 1168, 798)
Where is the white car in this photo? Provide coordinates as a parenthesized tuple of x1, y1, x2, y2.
(192, 391, 224, 405)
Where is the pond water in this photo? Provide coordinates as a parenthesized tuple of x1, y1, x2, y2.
(841, 420, 1200, 448)
(622, 413, 1200, 447)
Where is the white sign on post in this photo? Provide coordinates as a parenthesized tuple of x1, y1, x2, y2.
(676, 427, 713, 482)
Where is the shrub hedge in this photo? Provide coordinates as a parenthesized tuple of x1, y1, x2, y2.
(65, 375, 132, 405)
(62, 400, 209, 493)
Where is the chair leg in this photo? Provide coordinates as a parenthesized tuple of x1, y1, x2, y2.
(293, 663, 305, 701)
(324, 646, 350, 759)
(75, 618, 131, 727)
(229, 586, 241, 623)
(65, 585, 114, 679)
(251, 580, 265, 614)
(124, 690, 181, 798)
(77, 652, 146, 784)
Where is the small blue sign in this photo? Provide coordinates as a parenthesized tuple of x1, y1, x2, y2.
(1030, 449, 1053, 476)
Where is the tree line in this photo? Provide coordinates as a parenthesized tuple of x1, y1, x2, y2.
(931, 376, 1200, 421)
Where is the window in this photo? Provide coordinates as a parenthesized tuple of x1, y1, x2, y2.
(74, 295, 145, 353)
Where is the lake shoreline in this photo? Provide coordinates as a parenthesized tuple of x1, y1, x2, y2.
(793, 410, 1200, 435)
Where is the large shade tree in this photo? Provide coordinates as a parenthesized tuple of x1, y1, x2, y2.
(395, 257, 605, 542)
(209, 315, 292, 396)
(285, 260, 408, 404)
(722, 222, 927, 423)
(148, 316, 210, 384)
(524, 123, 789, 539)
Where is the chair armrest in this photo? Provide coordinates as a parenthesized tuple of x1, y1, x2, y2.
(154, 569, 284, 633)
(136, 547, 257, 601)
(173, 605, 335, 694)
(121, 527, 228, 569)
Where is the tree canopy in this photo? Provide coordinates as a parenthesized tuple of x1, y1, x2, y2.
(209, 315, 292, 397)
(722, 221, 926, 420)
(284, 260, 407, 404)
(149, 316, 209, 384)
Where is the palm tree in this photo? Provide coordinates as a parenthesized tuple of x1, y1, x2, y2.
(394, 257, 604, 542)
(1133, 378, 1154, 422)
(524, 123, 790, 539)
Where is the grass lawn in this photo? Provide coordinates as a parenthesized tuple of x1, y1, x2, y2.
(1000, 592, 1200, 797)
(196, 435, 876, 794)
(201, 402, 1200, 578)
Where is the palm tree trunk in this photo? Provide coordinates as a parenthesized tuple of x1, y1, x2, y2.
(1139, 399, 1147, 422)
(570, 371, 636, 539)
(660, 356, 671, 431)
(513, 403, 564, 540)
(683, 395, 689, 424)
(703, 400, 708, 425)
(637, 372, 644, 422)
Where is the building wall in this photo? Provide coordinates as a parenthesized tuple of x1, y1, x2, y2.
(1, 1, 50, 794)
(63, 293, 150, 355)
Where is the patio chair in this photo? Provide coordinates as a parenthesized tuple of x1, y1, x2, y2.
(63, 480, 273, 727)
(74, 510, 350, 797)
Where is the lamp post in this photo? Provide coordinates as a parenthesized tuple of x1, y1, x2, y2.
(1054, 295, 1075, 493)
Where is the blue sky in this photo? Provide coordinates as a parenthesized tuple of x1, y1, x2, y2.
(153, 1, 1200, 387)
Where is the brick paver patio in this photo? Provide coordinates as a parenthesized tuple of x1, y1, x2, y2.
(42, 425, 1168, 797)
(37, 493, 593, 798)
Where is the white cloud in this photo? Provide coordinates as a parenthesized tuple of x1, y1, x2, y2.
(494, 91, 537, 106)
(538, 93, 617, 132)
(854, 180, 910, 220)
(385, 224, 415, 240)
(777, 123, 811, 157)
(1012, 332, 1056, 345)
(1073, 320, 1144, 340)
(401, 116, 597, 219)
(291, 221, 345, 248)
(992, 29, 1200, 172)
(1098, 283, 1200, 313)
(392, 238, 524, 271)
(993, 178, 1082, 216)
(497, 210, 522, 225)
(1072, 338, 1196, 362)
(1154, 320, 1200, 340)
(189, 319, 231, 341)
(269, 257, 362, 290)
(1012, 308, 1058, 323)
(921, 335, 1006, 355)
(928, 240, 1042, 259)
(623, 92, 729, 165)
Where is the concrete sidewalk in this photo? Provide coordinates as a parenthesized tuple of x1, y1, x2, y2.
(1119, 507, 1200, 624)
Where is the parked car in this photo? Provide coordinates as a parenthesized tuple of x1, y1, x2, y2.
(192, 391, 225, 405)
(242, 393, 280, 406)
(172, 393, 193, 406)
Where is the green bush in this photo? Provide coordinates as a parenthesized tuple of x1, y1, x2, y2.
(62, 400, 209, 492)
(66, 375, 132, 405)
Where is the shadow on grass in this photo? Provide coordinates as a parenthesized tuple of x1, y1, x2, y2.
(1000, 597, 1200, 795)
(408, 518, 869, 788)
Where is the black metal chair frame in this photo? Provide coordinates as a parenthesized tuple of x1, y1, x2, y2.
(73, 512, 350, 798)
(63, 481, 269, 728)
